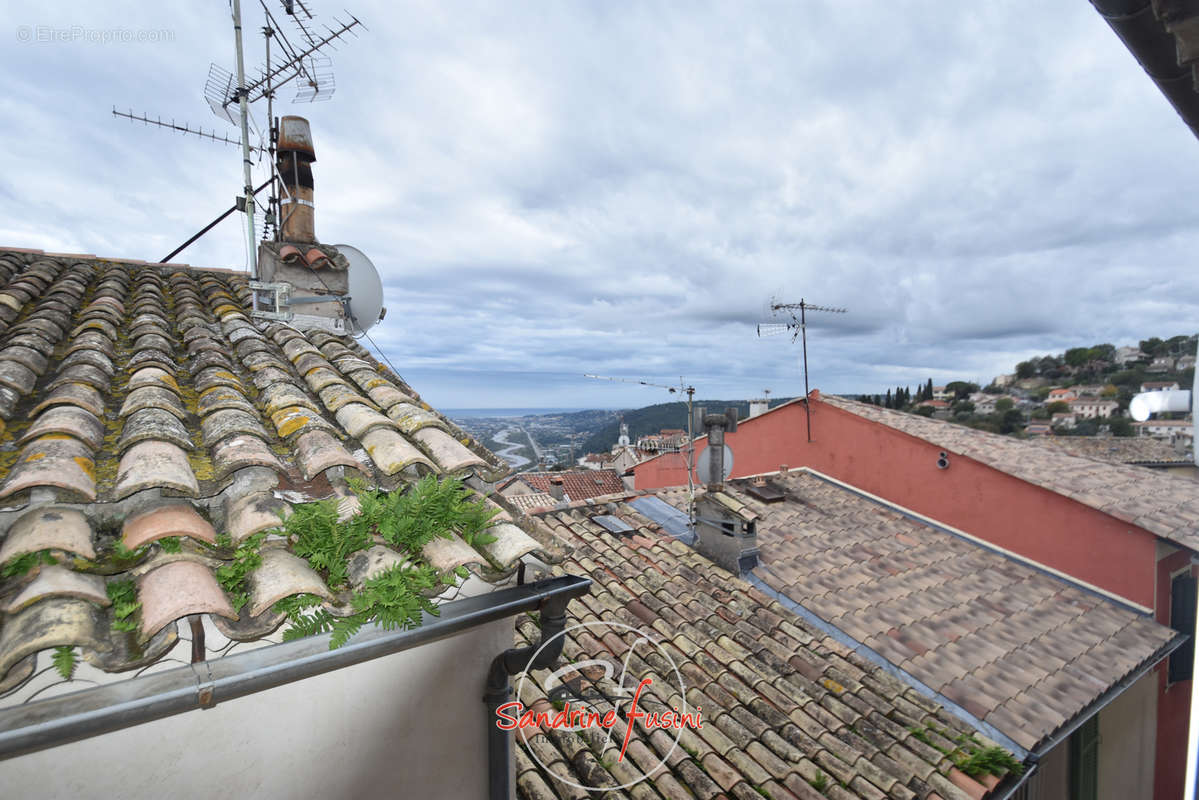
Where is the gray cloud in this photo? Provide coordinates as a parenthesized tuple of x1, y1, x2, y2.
(0, 1, 1195, 408)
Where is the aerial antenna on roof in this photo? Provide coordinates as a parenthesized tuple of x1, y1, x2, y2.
(583, 374, 698, 514)
(112, 0, 364, 268)
(757, 298, 847, 443)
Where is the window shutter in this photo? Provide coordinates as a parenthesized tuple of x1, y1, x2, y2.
(1069, 715, 1099, 800)
(1170, 575, 1196, 683)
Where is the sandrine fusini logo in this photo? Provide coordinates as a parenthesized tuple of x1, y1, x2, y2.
(498, 620, 703, 791)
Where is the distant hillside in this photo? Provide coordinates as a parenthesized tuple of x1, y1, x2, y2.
(579, 398, 792, 454)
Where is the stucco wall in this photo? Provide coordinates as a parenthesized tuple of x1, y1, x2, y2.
(4, 618, 514, 800)
(633, 399, 1160, 607)
(1098, 669, 1158, 800)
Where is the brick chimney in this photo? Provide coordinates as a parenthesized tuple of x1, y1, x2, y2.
(277, 116, 316, 243)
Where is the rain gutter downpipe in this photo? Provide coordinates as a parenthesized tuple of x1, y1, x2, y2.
(484, 576, 585, 800)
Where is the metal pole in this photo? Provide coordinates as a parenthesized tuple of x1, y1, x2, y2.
(685, 384, 695, 517)
(265, 24, 277, 243)
(801, 300, 812, 442)
(231, 0, 258, 282)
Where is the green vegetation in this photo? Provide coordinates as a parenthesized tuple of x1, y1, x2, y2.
(809, 771, 828, 793)
(271, 475, 499, 649)
(157, 536, 182, 553)
(107, 579, 141, 633)
(1, 549, 55, 578)
(215, 532, 268, 613)
(52, 646, 77, 680)
(955, 745, 1024, 778)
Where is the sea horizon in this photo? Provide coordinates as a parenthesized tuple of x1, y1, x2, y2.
(444, 407, 612, 418)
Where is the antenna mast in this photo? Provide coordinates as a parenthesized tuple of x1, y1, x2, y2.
(584, 374, 698, 514)
(757, 299, 847, 442)
(231, 0, 258, 280)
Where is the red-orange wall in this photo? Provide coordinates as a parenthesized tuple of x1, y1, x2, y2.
(634, 397, 1159, 607)
(1154, 549, 1195, 800)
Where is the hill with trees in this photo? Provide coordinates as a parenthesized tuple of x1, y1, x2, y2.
(579, 397, 792, 454)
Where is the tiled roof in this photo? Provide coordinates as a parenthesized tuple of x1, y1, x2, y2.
(506, 492, 559, 513)
(505, 469, 625, 502)
(821, 394, 1199, 551)
(0, 248, 543, 702)
(1033, 436, 1194, 466)
(516, 501, 1020, 800)
(705, 472, 1179, 753)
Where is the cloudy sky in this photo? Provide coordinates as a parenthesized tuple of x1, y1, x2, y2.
(1, 2, 1197, 409)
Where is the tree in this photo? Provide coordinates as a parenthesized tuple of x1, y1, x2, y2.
(1016, 360, 1036, 379)
(914, 405, 935, 417)
(1046, 401, 1070, 415)
(945, 381, 979, 400)
(925, 378, 934, 401)
(1100, 384, 1118, 398)
(1109, 416, 1133, 437)
(995, 397, 1014, 413)
(952, 400, 975, 415)
(1140, 337, 1165, 356)
(1065, 347, 1090, 367)
(999, 408, 1024, 434)
(884, 389, 892, 409)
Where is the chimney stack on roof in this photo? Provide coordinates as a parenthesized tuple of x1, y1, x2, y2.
(277, 116, 317, 243)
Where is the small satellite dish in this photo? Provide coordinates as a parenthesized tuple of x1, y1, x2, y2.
(695, 444, 734, 484)
(334, 243, 385, 335)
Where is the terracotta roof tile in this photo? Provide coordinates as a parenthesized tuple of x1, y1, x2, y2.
(504, 469, 625, 501)
(516, 506, 1017, 799)
(0, 248, 549, 704)
(701, 471, 1179, 753)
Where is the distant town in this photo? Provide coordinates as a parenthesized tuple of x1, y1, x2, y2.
(451, 333, 1196, 487)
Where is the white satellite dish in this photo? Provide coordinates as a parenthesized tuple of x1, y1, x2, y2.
(334, 243, 386, 335)
(695, 444, 734, 484)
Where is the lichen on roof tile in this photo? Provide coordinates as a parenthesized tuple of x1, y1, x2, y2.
(210, 434, 287, 481)
(114, 440, 198, 499)
(4, 566, 109, 613)
(0, 434, 96, 501)
(19, 405, 105, 450)
(293, 429, 361, 481)
(0, 505, 95, 562)
(359, 428, 435, 475)
(246, 547, 335, 617)
(31, 382, 105, 418)
(0, 598, 106, 684)
(117, 408, 194, 453)
(334, 403, 396, 439)
(413, 427, 488, 474)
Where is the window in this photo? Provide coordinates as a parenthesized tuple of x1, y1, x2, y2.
(1069, 715, 1099, 800)
(1169, 573, 1196, 683)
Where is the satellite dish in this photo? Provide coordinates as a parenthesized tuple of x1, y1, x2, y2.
(695, 444, 734, 483)
(334, 244, 385, 335)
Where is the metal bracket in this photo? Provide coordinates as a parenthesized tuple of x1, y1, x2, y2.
(192, 661, 217, 709)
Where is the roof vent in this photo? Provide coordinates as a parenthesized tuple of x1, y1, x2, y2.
(745, 482, 786, 503)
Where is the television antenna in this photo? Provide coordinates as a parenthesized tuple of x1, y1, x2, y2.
(583, 374, 698, 512)
(112, 0, 364, 271)
(757, 298, 847, 442)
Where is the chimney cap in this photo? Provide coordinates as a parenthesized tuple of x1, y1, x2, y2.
(278, 116, 316, 161)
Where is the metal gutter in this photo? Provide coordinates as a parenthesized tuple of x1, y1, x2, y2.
(1091, 0, 1199, 140)
(1030, 630, 1186, 759)
(744, 570, 1031, 760)
(0, 574, 592, 762)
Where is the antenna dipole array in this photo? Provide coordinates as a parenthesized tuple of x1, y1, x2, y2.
(584, 373, 699, 516)
(111, 108, 262, 153)
(757, 298, 847, 443)
(111, 0, 365, 266)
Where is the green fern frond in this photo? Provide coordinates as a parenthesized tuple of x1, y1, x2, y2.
(52, 646, 77, 680)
